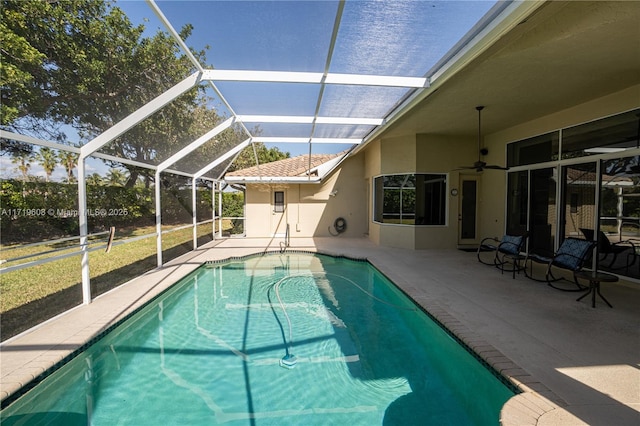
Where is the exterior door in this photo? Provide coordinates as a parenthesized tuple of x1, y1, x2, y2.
(529, 167, 557, 255)
(458, 176, 479, 245)
(271, 190, 288, 237)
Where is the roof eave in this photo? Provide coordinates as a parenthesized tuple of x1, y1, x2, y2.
(224, 176, 323, 184)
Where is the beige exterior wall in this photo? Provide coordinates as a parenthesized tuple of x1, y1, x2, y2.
(362, 133, 479, 249)
(244, 186, 273, 238)
(358, 84, 639, 250)
(490, 85, 640, 147)
(243, 155, 367, 239)
(417, 136, 473, 249)
(380, 135, 416, 173)
(482, 84, 640, 242)
(378, 135, 417, 248)
(244, 85, 638, 250)
(363, 139, 382, 245)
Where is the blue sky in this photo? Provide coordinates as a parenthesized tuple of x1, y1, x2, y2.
(114, 1, 497, 157)
(2, 1, 498, 180)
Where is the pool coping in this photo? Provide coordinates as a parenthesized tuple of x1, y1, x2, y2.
(1, 243, 578, 424)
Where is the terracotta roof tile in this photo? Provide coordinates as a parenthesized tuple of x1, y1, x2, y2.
(226, 152, 344, 178)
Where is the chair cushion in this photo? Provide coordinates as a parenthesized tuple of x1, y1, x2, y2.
(499, 235, 523, 255)
(554, 238, 592, 270)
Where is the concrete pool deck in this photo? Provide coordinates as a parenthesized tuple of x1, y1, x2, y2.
(1, 237, 639, 425)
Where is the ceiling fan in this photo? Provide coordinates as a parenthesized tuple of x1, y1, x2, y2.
(457, 106, 509, 172)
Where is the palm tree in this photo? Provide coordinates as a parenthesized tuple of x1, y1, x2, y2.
(35, 147, 58, 182)
(106, 168, 128, 187)
(86, 173, 104, 186)
(58, 150, 79, 183)
(11, 151, 33, 181)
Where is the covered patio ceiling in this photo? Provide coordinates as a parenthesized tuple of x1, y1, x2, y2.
(378, 0, 640, 141)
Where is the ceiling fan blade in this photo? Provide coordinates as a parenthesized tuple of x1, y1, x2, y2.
(484, 165, 510, 170)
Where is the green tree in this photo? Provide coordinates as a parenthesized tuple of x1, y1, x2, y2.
(58, 150, 79, 183)
(106, 168, 128, 187)
(86, 173, 104, 186)
(11, 150, 33, 181)
(0, 3, 46, 125)
(1, 0, 230, 187)
(228, 142, 290, 172)
(35, 147, 57, 182)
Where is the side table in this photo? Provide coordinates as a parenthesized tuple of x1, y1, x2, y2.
(499, 253, 526, 279)
(574, 270, 618, 308)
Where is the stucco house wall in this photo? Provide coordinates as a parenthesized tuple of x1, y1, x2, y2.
(239, 89, 639, 249)
(357, 85, 639, 250)
(243, 155, 367, 239)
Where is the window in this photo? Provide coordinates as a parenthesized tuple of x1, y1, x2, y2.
(373, 174, 446, 225)
(274, 191, 285, 213)
(507, 131, 559, 167)
(562, 109, 640, 159)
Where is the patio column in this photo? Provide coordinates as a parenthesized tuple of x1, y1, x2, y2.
(78, 157, 91, 304)
(155, 170, 163, 267)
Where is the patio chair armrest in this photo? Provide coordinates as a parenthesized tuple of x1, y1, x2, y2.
(617, 239, 637, 249)
(526, 253, 551, 264)
(479, 237, 500, 251)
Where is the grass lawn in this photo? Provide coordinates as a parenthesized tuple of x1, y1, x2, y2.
(0, 222, 224, 340)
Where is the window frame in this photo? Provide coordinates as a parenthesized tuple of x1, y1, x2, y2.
(273, 190, 285, 213)
(373, 173, 448, 226)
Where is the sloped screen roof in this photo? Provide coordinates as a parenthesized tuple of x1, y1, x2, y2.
(2, 0, 507, 181)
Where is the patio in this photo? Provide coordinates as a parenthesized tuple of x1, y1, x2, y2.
(1, 237, 638, 425)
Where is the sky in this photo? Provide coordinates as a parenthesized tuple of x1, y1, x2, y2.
(114, 0, 497, 155)
(2, 0, 498, 181)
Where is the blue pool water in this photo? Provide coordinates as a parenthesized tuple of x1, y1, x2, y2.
(1, 253, 516, 425)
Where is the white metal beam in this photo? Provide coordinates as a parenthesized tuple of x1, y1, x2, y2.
(236, 115, 383, 126)
(90, 152, 157, 170)
(146, 0, 203, 73)
(0, 131, 81, 153)
(156, 117, 235, 172)
(311, 138, 362, 144)
(146, 0, 254, 143)
(77, 158, 91, 304)
(315, 117, 384, 125)
(324, 73, 427, 88)
(202, 70, 323, 84)
(192, 178, 197, 250)
(164, 168, 196, 178)
(202, 69, 427, 88)
(193, 138, 252, 179)
(237, 115, 314, 124)
(89, 153, 193, 178)
(252, 137, 361, 144)
(155, 170, 163, 267)
(81, 72, 201, 157)
(252, 137, 310, 143)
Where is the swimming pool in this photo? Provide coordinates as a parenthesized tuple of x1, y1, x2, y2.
(1, 252, 516, 425)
